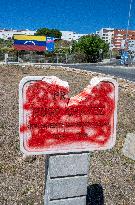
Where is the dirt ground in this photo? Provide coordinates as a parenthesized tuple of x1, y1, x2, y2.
(0, 65, 135, 205)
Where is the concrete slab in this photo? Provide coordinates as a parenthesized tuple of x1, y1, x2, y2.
(48, 176, 88, 200)
(49, 153, 89, 178)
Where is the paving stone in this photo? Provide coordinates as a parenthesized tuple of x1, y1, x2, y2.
(49, 153, 89, 178)
(49, 196, 86, 205)
(122, 133, 135, 160)
(48, 176, 88, 200)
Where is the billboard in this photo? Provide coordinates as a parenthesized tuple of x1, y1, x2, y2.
(13, 35, 46, 51)
(46, 37, 55, 52)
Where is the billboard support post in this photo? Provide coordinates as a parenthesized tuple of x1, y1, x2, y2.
(30, 51, 33, 63)
(56, 53, 59, 64)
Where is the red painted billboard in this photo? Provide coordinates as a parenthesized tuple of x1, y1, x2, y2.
(19, 76, 118, 155)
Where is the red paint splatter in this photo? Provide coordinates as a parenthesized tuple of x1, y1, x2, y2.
(20, 125, 28, 133)
(21, 80, 115, 149)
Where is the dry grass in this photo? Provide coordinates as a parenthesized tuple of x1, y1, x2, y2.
(0, 65, 135, 205)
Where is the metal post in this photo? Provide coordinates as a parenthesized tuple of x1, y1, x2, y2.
(56, 54, 59, 64)
(124, 0, 133, 65)
(125, 0, 133, 49)
(65, 53, 68, 64)
(17, 51, 19, 62)
(5, 53, 8, 64)
(109, 49, 112, 61)
(30, 51, 33, 63)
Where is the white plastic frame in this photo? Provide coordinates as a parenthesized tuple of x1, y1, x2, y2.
(19, 76, 118, 155)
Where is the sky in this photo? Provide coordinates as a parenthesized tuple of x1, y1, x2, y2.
(0, 0, 135, 34)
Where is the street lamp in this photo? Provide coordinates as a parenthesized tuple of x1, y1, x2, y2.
(125, 0, 133, 50)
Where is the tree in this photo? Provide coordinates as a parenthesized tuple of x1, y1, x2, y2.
(71, 35, 109, 63)
(0, 38, 13, 47)
(36, 28, 62, 38)
(54, 40, 71, 54)
(0, 38, 15, 54)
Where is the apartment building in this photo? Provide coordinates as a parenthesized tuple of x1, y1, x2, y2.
(0, 29, 35, 40)
(96, 28, 135, 51)
(61, 31, 87, 41)
(96, 28, 114, 49)
(113, 29, 135, 50)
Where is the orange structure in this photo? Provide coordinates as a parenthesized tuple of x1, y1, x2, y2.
(113, 29, 135, 50)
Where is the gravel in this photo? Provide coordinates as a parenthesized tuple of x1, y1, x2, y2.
(0, 65, 135, 205)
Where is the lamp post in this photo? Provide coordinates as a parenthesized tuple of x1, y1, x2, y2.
(121, 0, 133, 66)
(125, 0, 133, 51)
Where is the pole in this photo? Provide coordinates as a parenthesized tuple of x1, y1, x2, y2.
(17, 51, 19, 62)
(56, 53, 59, 64)
(125, 0, 133, 50)
(110, 49, 112, 61)
(65, 53, 68, 64)
(5, 53, 8, 64)
(16, 51, 18, 62)
(29, 51, 33, 63)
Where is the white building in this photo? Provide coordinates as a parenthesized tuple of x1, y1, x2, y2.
(96, 28, 135, 52)
(0, 29, 88, 42)
(96, 28, 114, 48)
(61, 31, 87, 41)
(0, 29, 36, 40)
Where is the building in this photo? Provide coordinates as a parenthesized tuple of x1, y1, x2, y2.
(61, 31, 87, 41)
(96, 28, 114, 49)
(96, 28, 135, 51)
(0, 29, 88, 42)
(0, 29, 36, 40)
(113, 29, 135, 50)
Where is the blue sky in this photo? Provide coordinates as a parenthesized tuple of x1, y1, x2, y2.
(0, 0, 135, 33)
